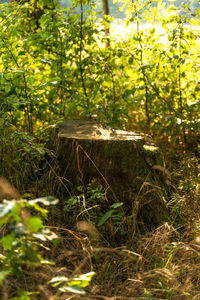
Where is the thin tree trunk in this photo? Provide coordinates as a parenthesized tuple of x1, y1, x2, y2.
(102, 0, 110, 47)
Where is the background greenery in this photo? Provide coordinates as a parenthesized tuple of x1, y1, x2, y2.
(1, 0, 200, 17)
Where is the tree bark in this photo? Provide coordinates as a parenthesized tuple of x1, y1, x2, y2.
(9, 0, 55, 30)
(102, 0, 110, 47)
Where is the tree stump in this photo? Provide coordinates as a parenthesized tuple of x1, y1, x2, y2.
(47, 120, 169, 231)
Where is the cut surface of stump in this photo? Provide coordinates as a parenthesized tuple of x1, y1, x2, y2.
(48, 120, 169, 231)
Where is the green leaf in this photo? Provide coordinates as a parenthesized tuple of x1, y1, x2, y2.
(128, 57, 133, 65)
(98, 210, 113, 226)
(10, 288, 34, 299)
(190, 18, 198, 26)
(0, 253, 6, 261)
(33, 228, 58, 241)
(26, 216, 43, 232)
(24, 248, 41, 263)
(0, 216, 9, 227)
(0, 201, 15, 218)
(0, 270, 11, 285)
(111, 202, 124, 209)
(29, 196, 59, 206)
(50, 272, 95, 293)
(10, 203, 21, 223)
(69, 272, 95, 287)
(28, 203, 48, 218)
(50, 276, 68, 287)
(40, 259, 55, 265)
(1, 233, 15, 250)
(59, 285, 85, 294)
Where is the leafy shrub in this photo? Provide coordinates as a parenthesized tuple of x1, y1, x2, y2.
(0, 180, 95, 298)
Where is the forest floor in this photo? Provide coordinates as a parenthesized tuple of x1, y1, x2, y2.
(36, 145, 200, 299)
(0, 137, 199, 300)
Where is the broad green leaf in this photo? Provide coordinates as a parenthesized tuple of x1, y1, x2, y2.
(26, 216, 43, 232)
(0, 216, 9, 227)
(98, 210, 113, 226)
(1, 233, 15, 250)
(111, 202, 124, 209)
(28, 203, 48, 218)
(76, 272, 95, 281)
(10, 203, 21, 223)
(0, 270, 11, 285)
(69, 272, 95, 288)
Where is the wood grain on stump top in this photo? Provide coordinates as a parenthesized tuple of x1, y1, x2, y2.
(56, 119, 155, 145)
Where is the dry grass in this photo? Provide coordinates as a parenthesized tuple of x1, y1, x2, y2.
(0, 147, 200, 299)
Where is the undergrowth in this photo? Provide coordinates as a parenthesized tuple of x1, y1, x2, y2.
(1, 146, 199, 299)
